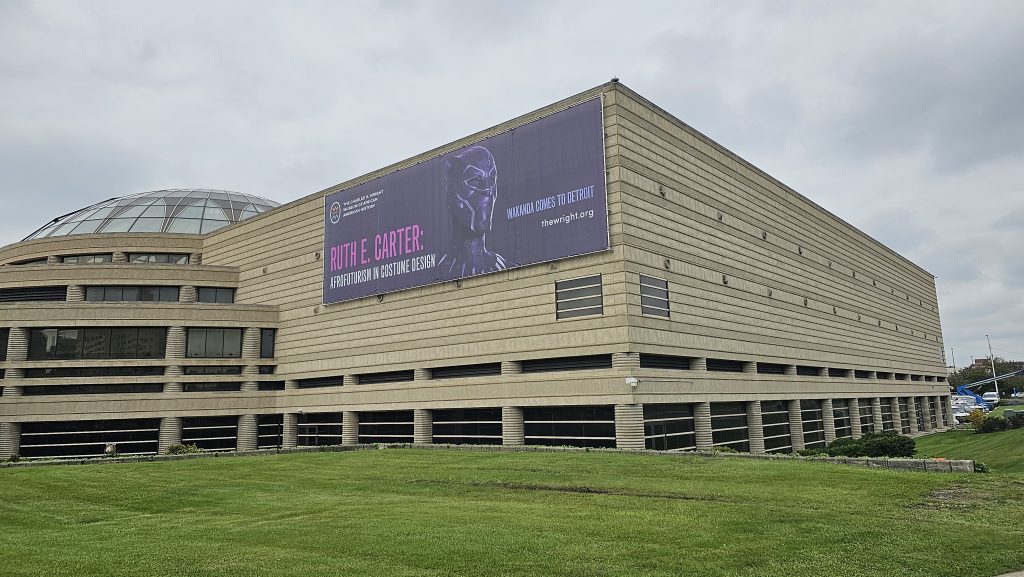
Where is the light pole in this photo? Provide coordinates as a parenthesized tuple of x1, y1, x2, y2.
(987, 334, 1000, 398)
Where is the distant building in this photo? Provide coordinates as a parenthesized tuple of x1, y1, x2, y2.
(0, 82, 952, 460)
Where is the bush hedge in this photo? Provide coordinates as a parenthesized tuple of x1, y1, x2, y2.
(825, 431, 915, 458)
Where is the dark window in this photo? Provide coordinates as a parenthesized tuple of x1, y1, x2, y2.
(521, 355, 612, 373)
(258, 381, 285, 391)
(854, 370, 872, 379)
(639, 275, 670, 317)
(876, 372, 892, 380)
(358, 370, 415, 385)
(833, 400, 852, 438)
(796, 366, 822, 376)
(432, 408, 503, 445)
(0, 328, 8, 362)
(62, 254, 112, 264)
(880, 399, 894, 431)
(24, 366, 164, 378)
(828, 368, 848, 378)
(0, 286, 66, 303)
(430, 363, 502, 379)
(298, 412, 343, 447)
(258, 414, 283, 449)
(23, 384, 163, 396)
(197, 287, 235, 304)
(761, 401, 792, 453)
(555, 275, 603, 319)
(800, 400, 825, 449)
(28, 327, 166, 360)
(186, 328, 242, 358)
(898, 398, 911, 433)
(258, 365, 276, 375)
(707, 358, 745, 372)
(756, 363, 788, 375)
(358, 410, 414, 443)
(183, 365, 243, 375)
(710, 402, 749, 452)
(260, 329, 276, 359)
(182, 416, 237, 452)
(18, 418, 160, 459)
(10, 258, 49, 266)
(523, 405, 615, 449)
(183, 382, 242, 392)
(84, 286, 179, 302)
(910, 374, 923, 381)
(297, 375, 345, 389)
(858, 399, 875, 434)
(643, 403, 695, 451)
(894, 373, 908, 381)
(128, 253, 189, 264)
(639, 354, 693, 370)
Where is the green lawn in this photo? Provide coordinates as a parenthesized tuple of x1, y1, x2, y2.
(916, 427, 1024, 475)
(2, 449, 1023, 577)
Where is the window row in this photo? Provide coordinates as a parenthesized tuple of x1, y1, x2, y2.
(28, 328, 167, 360)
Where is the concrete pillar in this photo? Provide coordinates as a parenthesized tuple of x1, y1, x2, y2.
(240, 327, 260, 391)
(112, 251, 127, 263)
(343, 375, 360, 386)
(931, 396, 942, 429)
(868, 371, 878, 379)
(179, 285, 197, 303)
(190, 253, 203, 265)
(342, 411, 359, 445)
(158, 417, 182, 453)
(6, 327, 28, 383)
(414, 368, 432, 381)
(414, 409, 432, 444)
(240, 381, 258, 392)
(907, 397, 920, 433)
(284, 380, 298, 391)
(690, 357, 707, 371)
(742, 362, 756, 374)
(237, 415, 258, 451)
(501, 406, 524, 446)
(921, 397, 934, 432)
(1, 385, 23, 397)
(500, 361, 522, 375)
(694, 402, 713, 450)
(849, 399, 863, 439)
(784, 365, 797, 376)
(282, 413, 298, 449)
(871, 398, 884, 434)
(614, 404, 645, 450)
(943, 396, 954, 427)
(890, 397, 902, 432)
(0, 422, 20, 460)
(166, 326, 186, 359)
(164, 364, 183, 393)
(66, 285, 85, 302)
(788, 399, 805, 451)
(612, 353, 640, 369)
(821, 399, 836, 444)
(745, 401, 765, 454)
(46, 255, 60, 264)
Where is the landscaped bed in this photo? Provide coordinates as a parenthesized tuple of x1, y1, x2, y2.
(1, 448, 1023, 577)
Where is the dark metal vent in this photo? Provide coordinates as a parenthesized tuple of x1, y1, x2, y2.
(431, 363, 502, 379)
(639, 354, 692, 370)
(521, 354, 612, 373)
(0, 286, 66, 302)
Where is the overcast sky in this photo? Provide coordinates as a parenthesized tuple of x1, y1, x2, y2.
(2, 1, 1022, 369)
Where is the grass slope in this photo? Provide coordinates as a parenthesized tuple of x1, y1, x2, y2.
(1, 449, 1023, 577)
(916, 427, 1024, 475)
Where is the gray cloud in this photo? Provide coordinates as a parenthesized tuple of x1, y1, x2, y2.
(1, 0, 1022, 363)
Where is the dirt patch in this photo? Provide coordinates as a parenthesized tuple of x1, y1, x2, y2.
(916, 484, 990, 510)
(405, 478, 724, 502)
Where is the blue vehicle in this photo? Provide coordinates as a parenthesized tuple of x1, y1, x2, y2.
(954, 368, 1024, 410)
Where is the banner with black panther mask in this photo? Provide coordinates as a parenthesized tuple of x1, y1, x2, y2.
(323, 97, 608, 305)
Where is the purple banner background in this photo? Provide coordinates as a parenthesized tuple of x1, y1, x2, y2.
(323, 97, 608, 304)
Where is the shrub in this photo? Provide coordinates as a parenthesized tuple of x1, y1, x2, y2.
(1005, 412, 1024, 429)
(825, 432, 915, 458)
(166, 443, 203, 455)
(975, 416, 1008, 434)
(967, 409, 987, 430)
(975, 461, 991, 473)
(710, 445, 738, 453)
(797, 448, 828, 457)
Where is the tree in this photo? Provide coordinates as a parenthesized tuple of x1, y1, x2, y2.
(947, 357, 1024, 396)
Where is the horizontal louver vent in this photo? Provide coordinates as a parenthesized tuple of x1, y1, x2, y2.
(555, 275, 603, 319)
(431, 363, 502, 379)
(796, 366, 822, 376)
(756, 363, 787, 375)
(358, 370, 415, 385)
(521, 354, 612, 373)
(297, 375, 345, 389)
(706, 358, 745, 372)
(0, 286, 66, 302)
(639, 275, 670, 317)
(639, 354, 692, 370)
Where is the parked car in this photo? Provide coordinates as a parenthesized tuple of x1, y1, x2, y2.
(982, 392, 1000, 405)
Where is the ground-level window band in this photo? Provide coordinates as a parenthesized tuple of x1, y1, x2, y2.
(833, 400, 853, 438)
(257, 414, 283, 449)
(800, 399, 826, 449)
(643, 403, 695, 451)
(914, 398, 926, 431)
(858, 399, 875, 434)
(358, 410, 414, 443)
(18, 418, 160, 459)
(929, 398, 938, 429)
(523, 405, 615, 448)
(760, 401, 792, 453)
(710, 402, 749, 452)
(297, 412, 343, 447)
(898, 398, 912, 433)
(182, 416, 238, 451)
(880, 399, 895, 431)
(431, 408, 502, 445)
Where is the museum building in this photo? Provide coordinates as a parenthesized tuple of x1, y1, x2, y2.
(0, 81, 952, 460)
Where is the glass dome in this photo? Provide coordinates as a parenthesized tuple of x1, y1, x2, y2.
(24, 189, 279, 240)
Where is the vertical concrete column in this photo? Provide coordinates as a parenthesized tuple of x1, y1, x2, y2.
(690, 357, 707, 371)
(890, 397, 902, 432)
(871, 398, 884, 433)
(921, 397, 934, 432)
(4, 327, 27, 392)
(342, 411, 359, 445)
(788, 399, 805, 451)
(611, 352, 640, 369)
(943, 396, 954, 427)
(282, 413, 298, 449)
(694, 402, 713, 450)
(413, 368, 432, 381)
(784, 365, 797, 376)
(46, 255, 60, 265)
(112, 251, 127, 263)
(501, 406, 525, 446)
(284, 380, 298, 391)
(821, 399, 837, 444)
(932, 396, 942, 429)
(179, 285, 197, 303)
(0, 422, 21, 460)
(745, 401, 765, 454)
(237, 414, 258, 451)
(165, 326, 186, 393)
(868, 371, 878, 379)
(907, 397, 920, 434)
(500, 361, 522, 375)
(343, 375, 359, 386)
(414, 409, 433, 444)
(190, 253, 203, 265)
(742, 362, 757, 374)
(241, 327, 260, 391)
(614, 404, 645, 450)
(849, 399, 863, 439)
(158, 417, 182, 453)
(66, 285, 85, 302)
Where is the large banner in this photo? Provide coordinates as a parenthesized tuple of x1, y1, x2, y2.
(323, 97, 608, 304)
